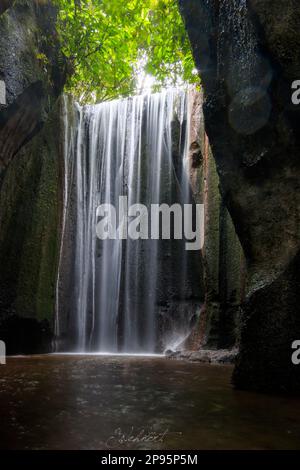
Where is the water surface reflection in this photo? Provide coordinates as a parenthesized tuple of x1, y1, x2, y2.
(0, 355, 300, 449)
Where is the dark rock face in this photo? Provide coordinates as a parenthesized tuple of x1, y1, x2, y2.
(0, 82, 44, 171)
(1, 316, 52, 355)
(166, 347, 238, 364)
(0, 0, 66, 176)
(0, 1, 14, 17)
(184, 91, 244, 352)
(179, 0, 300, 392)
(0, 1, 66, 353)
(0, 99, 64, 354)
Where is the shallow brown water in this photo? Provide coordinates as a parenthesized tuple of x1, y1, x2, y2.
(0, 355, 300, 449)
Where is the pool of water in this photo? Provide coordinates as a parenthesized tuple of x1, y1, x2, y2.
(0, 355, 300, 449)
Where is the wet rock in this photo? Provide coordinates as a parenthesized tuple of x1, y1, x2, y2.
(0, 1, 14, 16)
(166, 348, 238, 365)
(0, 97, 65, 354)
(0, 1, 66, 175)
(0, 2, 66, 353)
(189, 351, 212, 363)
(0, 315, 52, 355)
(179, 0, 300, 392)
(165, 349, 180, 358)
(184, 91, 245, 351)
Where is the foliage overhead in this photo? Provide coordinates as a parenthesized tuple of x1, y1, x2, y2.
(54, 0, 198, 103)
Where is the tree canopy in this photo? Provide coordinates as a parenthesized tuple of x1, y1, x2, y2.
(55, 0, 198, 103)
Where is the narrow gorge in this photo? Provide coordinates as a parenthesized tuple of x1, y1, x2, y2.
(0, 0, 299, 452)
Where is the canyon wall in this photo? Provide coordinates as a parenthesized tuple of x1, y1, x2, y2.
(0, 1, 66, 353)
(186, 91, 244, 351)
(179, 0, 300, 392)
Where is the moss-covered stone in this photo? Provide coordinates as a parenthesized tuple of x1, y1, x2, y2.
(0, 1, 65, 353)
(0, 99, 63, 353)
(0, 1, 66, 176)
(184, 91, 244, 350)
(201, 140, 244, 349)
(0, 0, 65, 107)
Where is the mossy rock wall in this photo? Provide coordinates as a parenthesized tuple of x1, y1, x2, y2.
(186, 91, 245, 350)
(0, 0, 64, 106)
(0, 0, 65, 354)
(201, 141, 244, 349)
(0, 99, 63, 353)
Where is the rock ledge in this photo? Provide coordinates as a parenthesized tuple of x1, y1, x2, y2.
(165, 348, 238, 364)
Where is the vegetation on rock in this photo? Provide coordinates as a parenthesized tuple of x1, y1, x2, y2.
(54, 0, 198, 103)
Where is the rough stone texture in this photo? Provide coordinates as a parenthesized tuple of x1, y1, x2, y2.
(166, 347, 238, 365)
(179, 0, 300, 392)
(0, 82, 44, 172)
(0, 1, 14, 17)
(0, 1, 66, 353)
(0, 80, 6, 105)
(0, 99, 64, 354)
(184, 90, 245, 351)
(0, 0, 66, 176)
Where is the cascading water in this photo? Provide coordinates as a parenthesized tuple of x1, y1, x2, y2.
(55, 88, 203, 353)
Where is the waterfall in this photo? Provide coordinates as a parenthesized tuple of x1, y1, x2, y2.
(56, 88, 202, 353)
